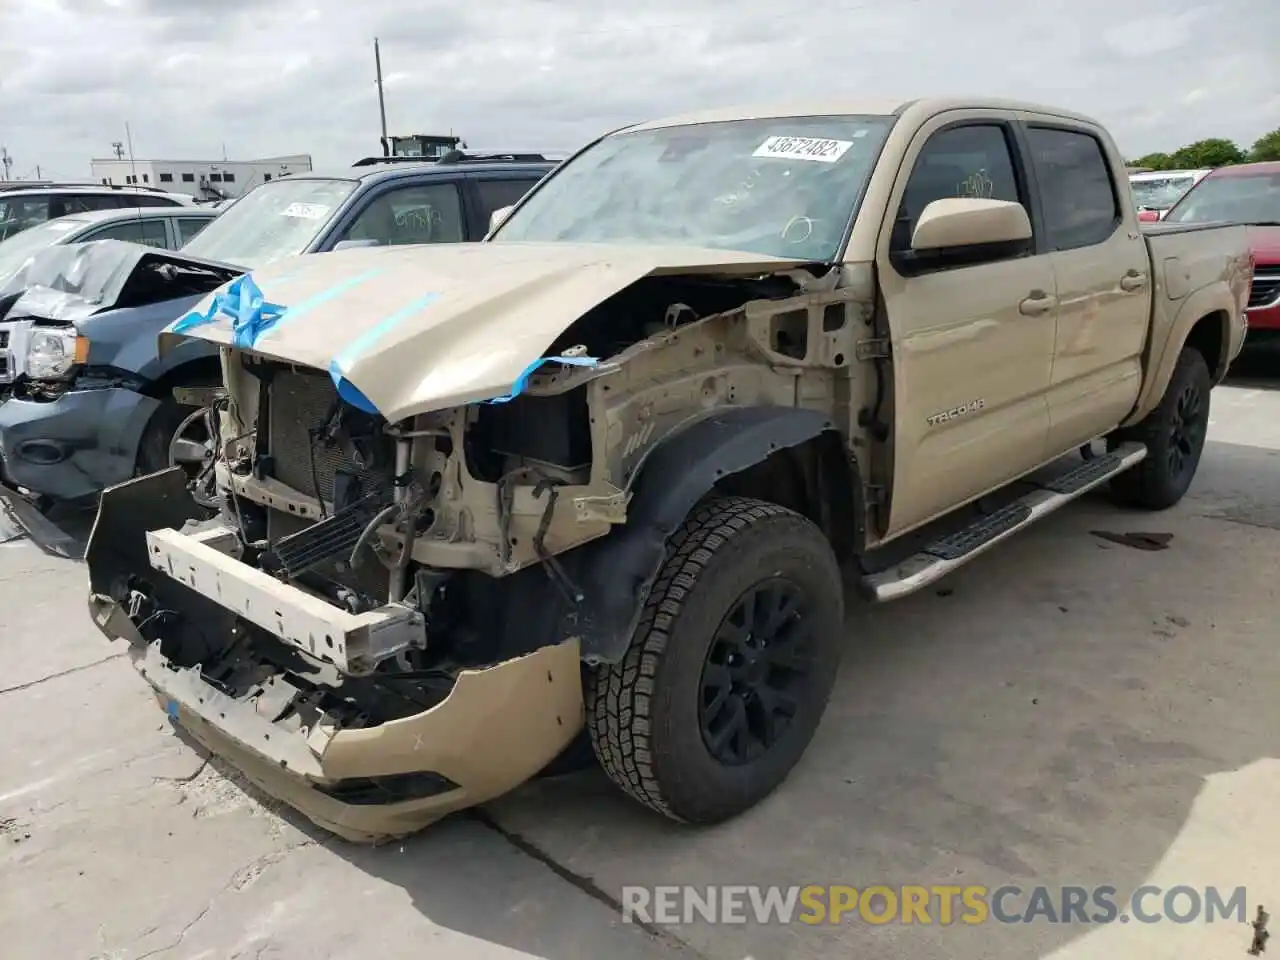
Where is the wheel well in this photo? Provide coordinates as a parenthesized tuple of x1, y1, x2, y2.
(137, 356, 224, 403)
(712, 432, 860, 561)
(1183, 311, 1227, 380)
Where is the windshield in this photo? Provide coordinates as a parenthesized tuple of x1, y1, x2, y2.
(495, 115, 895, 260)
(180, 177, 359, 268)
(1164, 171, 1280, 225)
(0, 216, 86, 282)
(1130, 177, 1195, 210)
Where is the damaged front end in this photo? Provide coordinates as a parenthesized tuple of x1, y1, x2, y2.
(85, 242, 855, 840)
(0, 241, 242, 503)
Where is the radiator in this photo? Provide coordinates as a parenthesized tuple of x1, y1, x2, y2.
(267, 368, 392, 504)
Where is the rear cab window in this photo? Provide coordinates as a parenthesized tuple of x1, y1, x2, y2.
(1024, 127, 1121, 250)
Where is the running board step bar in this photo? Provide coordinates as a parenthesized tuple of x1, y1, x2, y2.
(859, 442, 1147, 602)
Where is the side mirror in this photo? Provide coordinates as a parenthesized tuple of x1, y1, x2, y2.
(488, 205, 515, 234)
(911, 198, 1032, 251)
(332, 238, 381, 252)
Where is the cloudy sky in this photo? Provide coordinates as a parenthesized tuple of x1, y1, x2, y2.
(1, 0, 1277, 180)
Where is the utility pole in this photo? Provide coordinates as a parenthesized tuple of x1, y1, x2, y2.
(112, 141, 124, 160)
(0, 146, 11, 181)
(375, 38, 390, 157)
(124, 122, 137, 182)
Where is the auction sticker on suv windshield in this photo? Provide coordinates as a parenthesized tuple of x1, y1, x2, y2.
(753, 136, 854, 163)
(281, 202, 330, 220)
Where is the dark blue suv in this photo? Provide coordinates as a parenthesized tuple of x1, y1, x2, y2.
(178, 153, 556, 268)
(0, 154, 554, 507)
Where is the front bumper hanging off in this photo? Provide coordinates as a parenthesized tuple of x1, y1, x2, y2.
(86, 468, 585, 843)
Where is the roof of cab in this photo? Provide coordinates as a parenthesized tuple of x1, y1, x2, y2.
(622, 97, 1106, 133)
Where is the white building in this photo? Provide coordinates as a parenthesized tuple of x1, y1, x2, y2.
(89, 154, 313, 201)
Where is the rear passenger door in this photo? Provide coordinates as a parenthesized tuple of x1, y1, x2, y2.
(82, 217, 171, 248)
(878, 115, 1058, 537)
(1021, 124, 1151, 452)
(466, 175, 542, 239)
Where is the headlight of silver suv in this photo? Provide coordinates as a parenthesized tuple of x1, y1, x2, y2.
(27, 327, 88, 380)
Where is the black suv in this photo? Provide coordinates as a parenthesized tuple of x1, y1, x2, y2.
(0, 183, 193, 241)
(175, 153, 557, 268)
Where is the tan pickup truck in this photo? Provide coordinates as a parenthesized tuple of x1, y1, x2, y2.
(86, 97, 1253, 842)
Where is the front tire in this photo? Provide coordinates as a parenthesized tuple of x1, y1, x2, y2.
(1108, 346, 1211, 510)
(585, 496, 844, 824)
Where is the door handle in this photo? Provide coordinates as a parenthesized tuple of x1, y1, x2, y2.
(1019, 290, 1056, 316)
(1120, 272, 1148, 292)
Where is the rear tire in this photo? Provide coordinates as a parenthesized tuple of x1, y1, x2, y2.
(585, 496, 844, 824)
(1108, 346, 1211, 510)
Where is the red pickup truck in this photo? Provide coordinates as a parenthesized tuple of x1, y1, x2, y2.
(1162, 161, 1280, 340)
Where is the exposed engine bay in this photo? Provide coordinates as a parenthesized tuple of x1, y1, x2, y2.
(92, 265, 864, 731)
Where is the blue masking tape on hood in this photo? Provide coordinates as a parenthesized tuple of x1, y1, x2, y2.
(327, 291, 443, 416)
(168, 273, 286, 348)
(167, 268, 386, 349)
(487, 354, 600, 404)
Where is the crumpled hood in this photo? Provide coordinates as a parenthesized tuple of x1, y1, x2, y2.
(162, 240, 811, 421)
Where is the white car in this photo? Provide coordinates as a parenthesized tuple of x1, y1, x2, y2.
(1129, 169, 1211, 221)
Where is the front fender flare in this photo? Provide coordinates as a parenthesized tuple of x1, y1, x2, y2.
(559, 406, 843, 664)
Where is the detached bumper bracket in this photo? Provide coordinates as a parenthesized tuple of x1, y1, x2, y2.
(145, 525, 423, 673)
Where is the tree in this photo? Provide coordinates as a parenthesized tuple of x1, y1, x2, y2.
(1170, 138, 1246, 169)
(1249, 128, 1280, 163)
(1132, 152, 1175, 171)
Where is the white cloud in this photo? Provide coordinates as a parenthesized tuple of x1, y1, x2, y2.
(0, 0, 1276, 180)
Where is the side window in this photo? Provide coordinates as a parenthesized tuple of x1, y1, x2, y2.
(87, 218, 170, 247)
(62, 195, 117, 214)
(340, 183, 464, 247)
(175, 217, 211, 246)
(474, 178, 539, 223)
(1025, 127, 1120, 251)
(892, 124, 1024, 253)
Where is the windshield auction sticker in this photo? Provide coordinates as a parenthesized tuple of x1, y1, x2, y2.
(753, 136, 854, 163)
(281, 202, 330, 220)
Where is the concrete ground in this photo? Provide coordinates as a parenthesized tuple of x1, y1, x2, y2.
(3, 354, 1279, 960)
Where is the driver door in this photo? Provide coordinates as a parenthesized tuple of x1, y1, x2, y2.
(877, 114, 1057, 538)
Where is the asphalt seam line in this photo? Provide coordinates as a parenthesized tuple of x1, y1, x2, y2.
(0, 652, 126, 695)
(468, 808, 710, 958)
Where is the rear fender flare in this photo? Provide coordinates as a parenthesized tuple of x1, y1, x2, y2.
(559, 406, 850, 664)
(1125, 282, 1235, 426)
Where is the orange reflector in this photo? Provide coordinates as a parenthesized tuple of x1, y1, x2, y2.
(74, 337, 91, 363)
